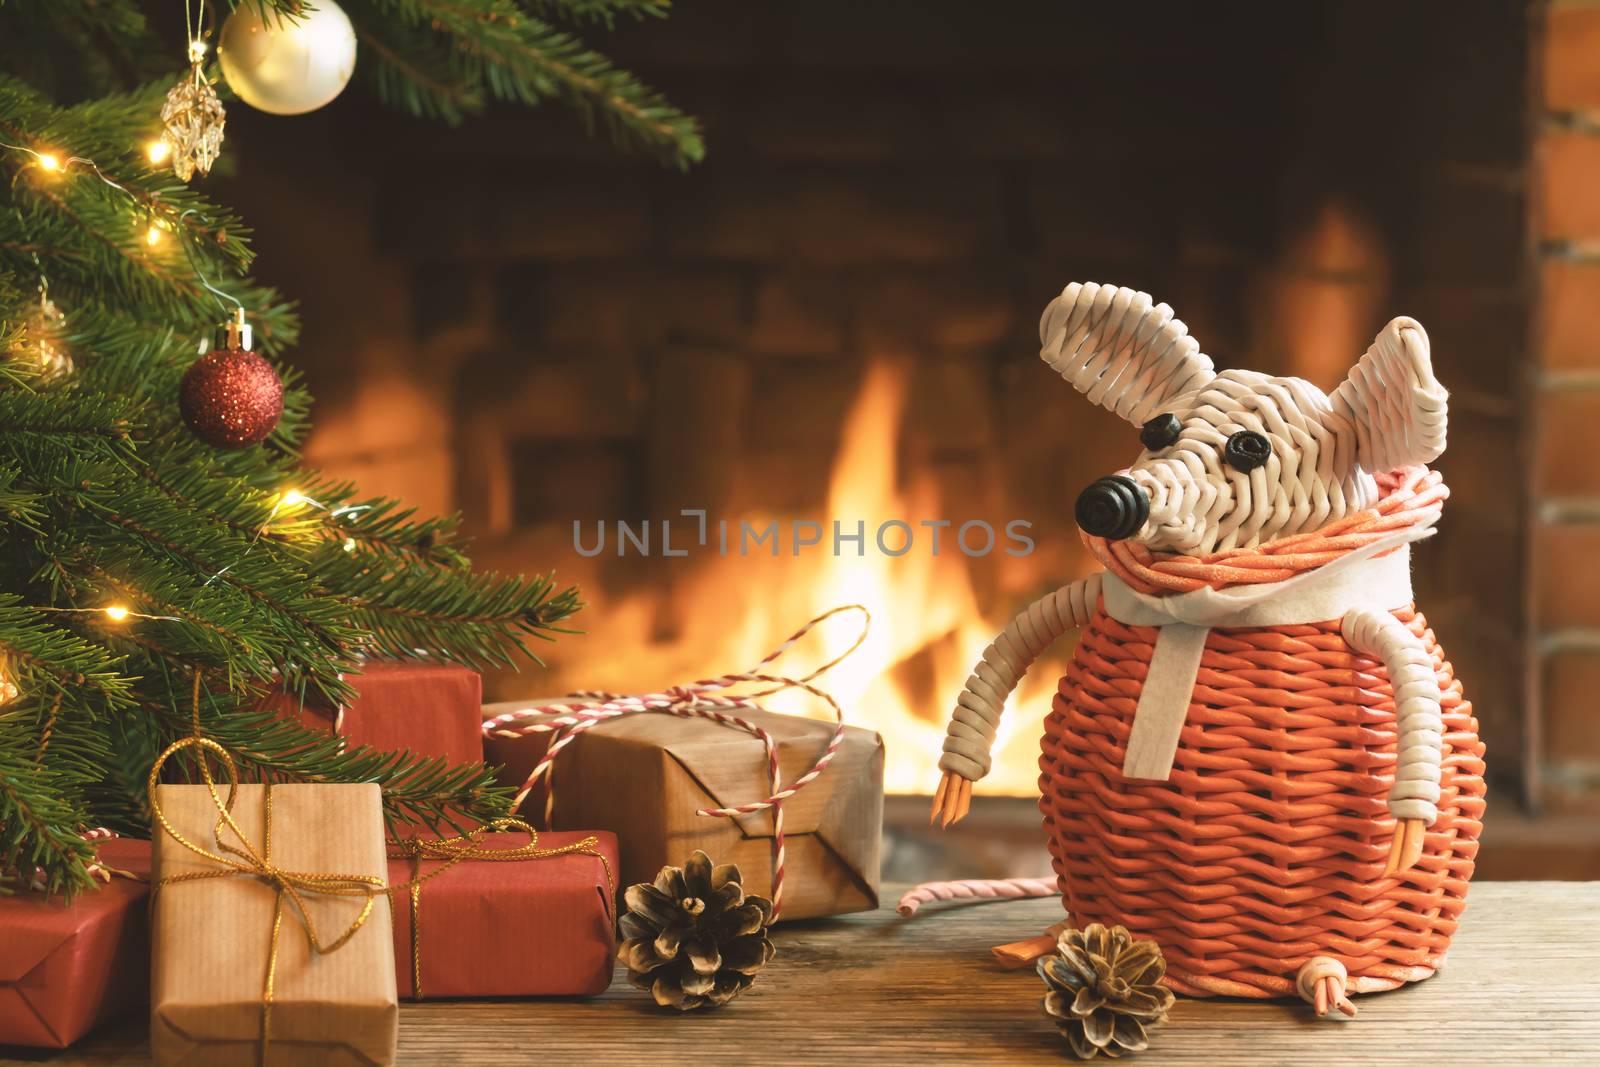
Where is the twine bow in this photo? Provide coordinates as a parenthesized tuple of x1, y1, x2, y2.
(148, 736, 387, 1063)
(481, 604, 870, 920)
(387, 816, 613, 998)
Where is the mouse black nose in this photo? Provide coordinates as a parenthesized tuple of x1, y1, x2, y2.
(1075, 475, 1149, 541)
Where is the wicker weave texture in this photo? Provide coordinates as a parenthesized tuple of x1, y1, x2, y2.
(1039, 604, 1486, 999)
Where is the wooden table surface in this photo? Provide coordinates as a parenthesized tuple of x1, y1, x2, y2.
(15, 881, 1598, 1066)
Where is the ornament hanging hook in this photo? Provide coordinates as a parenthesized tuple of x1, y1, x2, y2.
(176, 207, 244, 318)
(185, 0, 207, 57)
(224, 306, 251, 351)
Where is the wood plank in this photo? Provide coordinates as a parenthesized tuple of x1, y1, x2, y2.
(11, 882, 1598, 1066)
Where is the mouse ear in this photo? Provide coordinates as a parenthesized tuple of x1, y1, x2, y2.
(1331, 317, 1448, 473)
(1039, 282, 1215, 425)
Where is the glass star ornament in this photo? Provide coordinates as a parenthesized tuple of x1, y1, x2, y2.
(160, 39, 226, 182)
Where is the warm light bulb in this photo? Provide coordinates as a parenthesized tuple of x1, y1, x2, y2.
(280, 489, 305, 508)
(145, 224, 163, 247)
(36, 152, 61, 172)
(342, 537, 358, 552)
(103, 605, 130, 622)
(187, 38, 208, 64)
(146, 139, 171, 165)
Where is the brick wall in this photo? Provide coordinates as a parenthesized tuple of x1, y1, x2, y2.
(225, 0, 1533, 799)
(1531, 1, 1600, 816)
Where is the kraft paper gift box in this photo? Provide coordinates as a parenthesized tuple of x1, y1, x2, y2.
(0, 838, 151, 1048)
(150, 781, 397, 1067)
(387, 828, 619, 999)
(483, 703, 884, 921)
(264, 660, 484, 766)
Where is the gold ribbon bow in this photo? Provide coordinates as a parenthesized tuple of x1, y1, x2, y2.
(148, 736, 387, 1063)
(387, 816, 613, 998)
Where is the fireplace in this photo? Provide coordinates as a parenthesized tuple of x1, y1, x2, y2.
(224, 0, 1541, 875)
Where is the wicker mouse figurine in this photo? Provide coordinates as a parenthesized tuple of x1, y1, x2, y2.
(932, 282, 1486, 1019)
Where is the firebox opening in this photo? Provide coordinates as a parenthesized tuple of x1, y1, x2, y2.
(256, 1, 1527, 822)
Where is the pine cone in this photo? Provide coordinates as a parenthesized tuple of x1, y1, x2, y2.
(1038, 924, 1175, 1059)
(618, 850, 775, 1010)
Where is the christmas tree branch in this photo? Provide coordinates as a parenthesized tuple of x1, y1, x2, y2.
(0, 389, 136, 443)
(72, 561, 303, 694)
(525, 0, 672, 28)
(322, 561, 581, 668)
(0, 731, 99, 899)
(84, 521, 358, 699)
(0, 464, 43, 528)
(187, 707, 515, 836)
(347, 0, 703, 166)
(0, 77, 259, 329)
(1, 79, 248, 256)
(0, 597, 134, 710)
(351, 26, 481, 121)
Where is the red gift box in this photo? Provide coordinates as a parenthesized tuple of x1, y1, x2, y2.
(268, 661, 484, 766)
(0, 838, 150, 1049)
(387, 829, 618, 999)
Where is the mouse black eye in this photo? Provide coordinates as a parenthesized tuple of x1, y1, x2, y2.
(1224, 430, 1272, 472)
(1139, 413, 1181, 452)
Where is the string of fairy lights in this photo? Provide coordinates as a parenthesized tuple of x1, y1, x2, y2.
(0, 478, 388, 726)
(1, 8, 235, 334)
(4, 129, 190, 379)
(0, 133, 228, 390)
(3, 137, 193, 248)
(0, 480, 375, 716)
(16, 487, 362, 647)
(0, 65, 367, 702)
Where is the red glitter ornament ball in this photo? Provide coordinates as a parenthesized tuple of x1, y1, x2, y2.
(179, 345, 284, 448)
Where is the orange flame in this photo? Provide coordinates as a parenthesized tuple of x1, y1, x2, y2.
(541, 360, 1062, 795)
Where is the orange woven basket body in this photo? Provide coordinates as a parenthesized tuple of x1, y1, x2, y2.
(1038, 604, 1486, 999)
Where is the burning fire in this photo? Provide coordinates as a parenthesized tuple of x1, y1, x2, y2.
(542, 360, 1066, 795)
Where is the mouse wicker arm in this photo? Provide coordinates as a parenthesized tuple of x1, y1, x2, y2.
(1340, 607, 1444, 826)
(939, 575, 1103, 782)
(1342, 606, 1445, 875)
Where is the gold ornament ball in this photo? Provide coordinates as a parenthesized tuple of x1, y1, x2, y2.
(218, 1, 357, 115)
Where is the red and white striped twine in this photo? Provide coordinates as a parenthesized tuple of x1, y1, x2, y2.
(481, 604, 870, 921)
(896, 877, 1059, 917)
